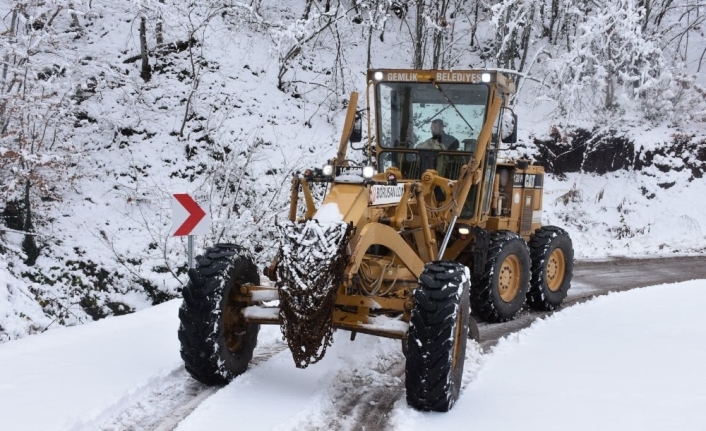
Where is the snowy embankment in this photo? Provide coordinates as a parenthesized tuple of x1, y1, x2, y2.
(1, 280, 704, 431)
(542, 171, 706, 258)
(0, 254, 53, 339)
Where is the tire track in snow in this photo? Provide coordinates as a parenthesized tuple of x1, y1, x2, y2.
(288, 349, 407, 431)
(345, 361, 406, 431)
(284, 341, 484, 431)
(92, 340, 287, 431)
(150, 380, 219, 431)
(149, 340, 289, 431)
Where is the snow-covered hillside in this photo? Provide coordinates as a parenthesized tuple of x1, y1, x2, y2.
(1, 0, 705, 341)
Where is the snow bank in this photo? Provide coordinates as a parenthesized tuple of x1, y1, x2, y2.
(1, 278, 705, 430)
(0, 254, 52, 342)
(0, 299, 183, 431)
(390, 279, 706, 431)
(543, 172, 706, 258)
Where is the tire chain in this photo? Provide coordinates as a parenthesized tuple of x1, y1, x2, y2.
(276, 220, 353, 368)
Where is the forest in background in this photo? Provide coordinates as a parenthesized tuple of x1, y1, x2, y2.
(0, 0, 704, 340)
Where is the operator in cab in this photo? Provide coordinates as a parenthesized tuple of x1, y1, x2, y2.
(416, 119, 459, 150)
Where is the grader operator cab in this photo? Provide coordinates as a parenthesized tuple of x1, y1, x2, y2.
(178, 69, 574, 412)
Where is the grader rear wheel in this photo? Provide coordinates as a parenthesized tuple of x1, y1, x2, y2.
(546, 248, 567, 292)
(497, 254, 522, 302)
(471, 231, 531, 323)
(527, 226, 574, 311)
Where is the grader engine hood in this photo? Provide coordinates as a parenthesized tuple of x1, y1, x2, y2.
(320, 182, 371, 233)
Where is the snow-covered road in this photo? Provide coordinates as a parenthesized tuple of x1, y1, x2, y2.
(1, 268, 705, 431)
(0, 300, 183, 431)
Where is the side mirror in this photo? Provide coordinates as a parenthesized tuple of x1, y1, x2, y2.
(462, 139, 477, 152)
(501, 111, 517, 144)
(349, 112, 362, 143)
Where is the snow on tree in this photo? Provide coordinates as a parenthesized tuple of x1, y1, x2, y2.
(0, 1, 89, 263)
(491, 0, 706, 123)
(538, 0, 665, 119)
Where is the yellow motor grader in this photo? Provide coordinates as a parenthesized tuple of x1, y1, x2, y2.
(178, 69, 574, 412)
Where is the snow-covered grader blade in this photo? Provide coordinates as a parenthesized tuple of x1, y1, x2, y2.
(178, 70, 574, 412)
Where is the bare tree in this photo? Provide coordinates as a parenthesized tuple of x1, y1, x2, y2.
(0, 1, 84, 263)
(156, 0, 165, 45)
(140, 17, 151, 81)
(538, 0, 666, 117)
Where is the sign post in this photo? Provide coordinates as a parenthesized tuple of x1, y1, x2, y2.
(171, 193, 209, 268)
(187, 235, 194, 269)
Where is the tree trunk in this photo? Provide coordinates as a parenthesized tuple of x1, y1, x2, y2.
(156, 0, 164, 45)
(470, 0, 479, 48)
(605, 49, 614, 109)
(156, 22, 163, 45)
(518, 5, 535, 71)
(69, 3, 81, 28)
(367, 24, 374, 69)
(303, 0, 314, 20)
(495, 8, 508, 68)
(549, 0, 559, 43)
(431, 0, 450, 69)
(516, 4, 536, 92)
(639, 0, 651, 32)
(22, 179, 39, 266)
(140, 17, 151, 81)
(2, 10, 17, 92)
(413, 0, 425, 68)
(366, 0, 380, 69)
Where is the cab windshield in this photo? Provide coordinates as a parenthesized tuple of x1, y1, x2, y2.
(376, 82, 489, 151)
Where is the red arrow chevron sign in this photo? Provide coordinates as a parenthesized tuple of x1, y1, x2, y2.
(171, 194, 209, 236)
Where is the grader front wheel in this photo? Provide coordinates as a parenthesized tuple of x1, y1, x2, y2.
(178, 244, 260, 385)
(406, 261, 470, 412)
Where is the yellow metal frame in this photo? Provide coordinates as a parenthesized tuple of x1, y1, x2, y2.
(249, 69, 547, 340)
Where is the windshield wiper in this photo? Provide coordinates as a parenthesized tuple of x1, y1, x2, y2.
(429, 79, 475, 132)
